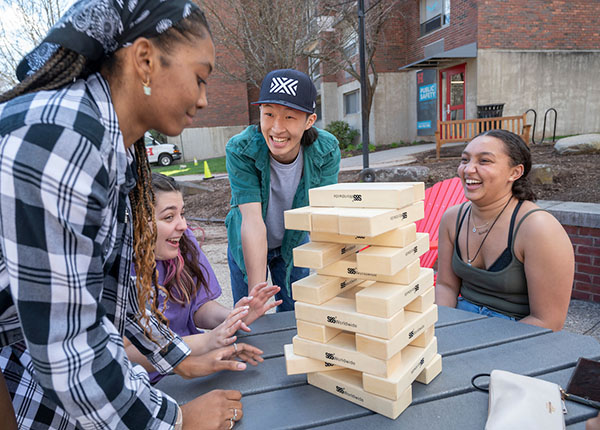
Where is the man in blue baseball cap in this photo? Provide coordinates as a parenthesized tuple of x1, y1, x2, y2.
(225, 69, 341, 311)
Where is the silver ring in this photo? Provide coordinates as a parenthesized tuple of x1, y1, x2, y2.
(233, 408, 238, 420)
(229, 418, 234, 429)
(233, 343, 238, 353)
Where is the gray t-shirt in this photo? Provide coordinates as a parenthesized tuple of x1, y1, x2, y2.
(266, 147, 304, 250)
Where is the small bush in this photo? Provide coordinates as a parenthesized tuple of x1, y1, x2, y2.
(326, 121, 360, 151)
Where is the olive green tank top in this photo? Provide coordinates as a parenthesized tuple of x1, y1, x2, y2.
(451, 201, 545, 319)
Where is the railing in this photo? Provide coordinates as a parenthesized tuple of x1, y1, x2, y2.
(435, 113, 530, 159)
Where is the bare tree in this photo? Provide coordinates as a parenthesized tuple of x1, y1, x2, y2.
(199, 0, 315, 88)
(200, 0, 402, 124)
(315, 0, 403, 126)
(0, 0, 67, 90)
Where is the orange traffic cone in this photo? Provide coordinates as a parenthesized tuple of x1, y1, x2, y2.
(203, 160, 214, 180)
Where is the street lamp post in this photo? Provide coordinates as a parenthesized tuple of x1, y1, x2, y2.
(357, 0, 370, 169)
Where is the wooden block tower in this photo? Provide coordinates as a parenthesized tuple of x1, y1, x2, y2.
(283, 182, 442, 419)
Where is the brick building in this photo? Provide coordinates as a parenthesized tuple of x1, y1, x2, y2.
(315, 0, 600, 145)
(173, 0, 600, 156)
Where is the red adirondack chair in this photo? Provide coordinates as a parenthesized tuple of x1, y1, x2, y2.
(416, 177, 467, 269)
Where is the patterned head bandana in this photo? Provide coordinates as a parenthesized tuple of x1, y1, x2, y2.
(16, 0, 200, 81)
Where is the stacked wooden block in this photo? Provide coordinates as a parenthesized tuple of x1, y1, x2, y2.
(283, 183, 442, 419)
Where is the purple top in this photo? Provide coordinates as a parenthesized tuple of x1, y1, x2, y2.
(133, 228, 222, 383)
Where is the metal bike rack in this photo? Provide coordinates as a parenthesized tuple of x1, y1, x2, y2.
(525, 108, 557, 144)
(525, 109, 538, 144)
(541, 108, 558, 143)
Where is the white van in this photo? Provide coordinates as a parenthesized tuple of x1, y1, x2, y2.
(145, 135, 182, 166)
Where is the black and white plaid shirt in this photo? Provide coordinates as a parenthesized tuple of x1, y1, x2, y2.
(0, 73, 190, 429)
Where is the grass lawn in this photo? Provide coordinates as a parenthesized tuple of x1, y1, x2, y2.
(152, 156, 226, 177)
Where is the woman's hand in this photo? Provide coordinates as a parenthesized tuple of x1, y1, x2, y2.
(174, 343, 264, 379)
(234, 282, 282, 330)
(181, 389, 243, 430)
(204, 306, 249, 351)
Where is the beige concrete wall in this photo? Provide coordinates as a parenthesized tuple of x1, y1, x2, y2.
(168, 125, 246, 162)
(465, 58, 478, 120)
(336, 73, 419, 145)
(371, 72, 416, 145)
(477, 50, 600, 138)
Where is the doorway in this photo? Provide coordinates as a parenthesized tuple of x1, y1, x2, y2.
(439, 63, 466, 122)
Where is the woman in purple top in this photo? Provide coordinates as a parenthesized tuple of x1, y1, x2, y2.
(126, 173, 281, 382)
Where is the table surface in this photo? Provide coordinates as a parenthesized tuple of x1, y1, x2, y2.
(157, 306, 600, 429)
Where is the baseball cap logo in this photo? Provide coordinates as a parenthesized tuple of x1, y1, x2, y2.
(270, 77, 298, 96)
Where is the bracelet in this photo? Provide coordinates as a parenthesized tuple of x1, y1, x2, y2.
(174, 405, 183, 430)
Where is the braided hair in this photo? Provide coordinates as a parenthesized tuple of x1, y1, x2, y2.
(0, 9, 212, 339)
(479, 129, 537, 201)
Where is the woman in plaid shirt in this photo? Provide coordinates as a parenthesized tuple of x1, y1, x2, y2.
(0, 1, 260, 429)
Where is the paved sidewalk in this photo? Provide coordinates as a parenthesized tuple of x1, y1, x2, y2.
(339, 141, 467, 171)
(173, 142, 467, 182)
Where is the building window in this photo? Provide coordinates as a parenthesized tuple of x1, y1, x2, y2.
(344, 90, 360, 115)
(309, 55, 321, 81)
(343, 32, 358, 59)
(420, 0, 450, 36)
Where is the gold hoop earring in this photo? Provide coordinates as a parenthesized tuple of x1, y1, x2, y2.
(142, 78, 151, 96)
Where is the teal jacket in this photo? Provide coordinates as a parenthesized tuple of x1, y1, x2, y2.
(225, 125, 341, 292)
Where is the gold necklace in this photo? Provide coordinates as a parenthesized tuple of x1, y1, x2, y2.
(470, 217, 490, 234)
(466, 197, 512, 265)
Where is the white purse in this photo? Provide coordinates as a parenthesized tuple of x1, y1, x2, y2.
(472, 369, 566, 430)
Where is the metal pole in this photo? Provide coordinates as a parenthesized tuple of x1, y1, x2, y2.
(358, 0, 370, 169)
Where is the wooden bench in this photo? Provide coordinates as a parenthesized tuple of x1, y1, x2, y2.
(435, 113, 531, 159)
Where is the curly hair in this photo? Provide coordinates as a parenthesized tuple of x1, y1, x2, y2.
(151, 173, 210, 307)
(0, 9, 212, 340)
(478, 129, 537, 201)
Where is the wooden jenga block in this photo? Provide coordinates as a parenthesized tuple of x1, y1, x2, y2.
(415, 353, 442, 384)
(293, 333, 403, 377)
(284, 344, 341, 375)
(337, 201, 424, 237)
(308, 369, 412, 420)
(310, 223, 417, 248)
(292, 274, 363, 305)
(283, 206, 314, 231)
(355, 305, 438, 360)
(404, 287, 435, 313)
(293, 241, 358, 269)
(317, 255, 421, 285)
(308, 182, 425, 209)
(296, 320, 342, 343)
(355, 268, 434, 318)
(295, 294, 405, 339)
(409, 325, 435, 348)
(311, 207, 343, 233)
(336, 284, 367, 299)
(355, 233, 429, 276)
(362, 337, 438, 401)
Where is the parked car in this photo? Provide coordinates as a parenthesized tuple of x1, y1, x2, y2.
(145, 134, 182, 166)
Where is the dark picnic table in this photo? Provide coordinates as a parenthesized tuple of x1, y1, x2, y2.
(157, 306, 600, 429)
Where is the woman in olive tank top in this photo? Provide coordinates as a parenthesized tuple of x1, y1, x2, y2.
(435, 130, 574, 331)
